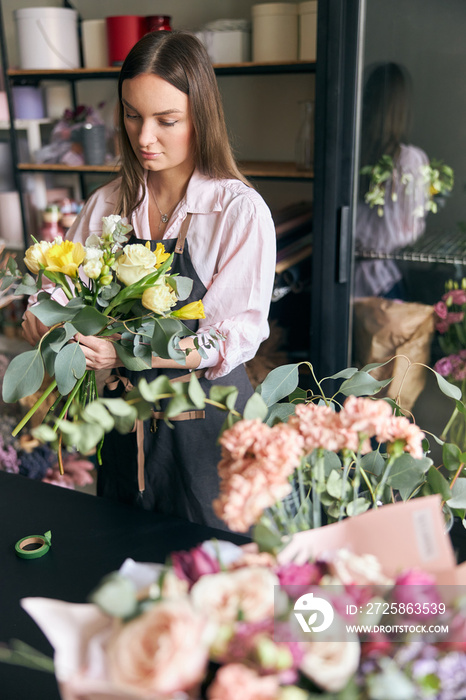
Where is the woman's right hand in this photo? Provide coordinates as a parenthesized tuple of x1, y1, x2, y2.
(22, 308, 49, 346)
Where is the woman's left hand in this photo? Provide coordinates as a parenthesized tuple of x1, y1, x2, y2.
(75, 333, 122, 370)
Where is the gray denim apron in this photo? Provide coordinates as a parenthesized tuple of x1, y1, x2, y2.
(98, 214, 254, 529)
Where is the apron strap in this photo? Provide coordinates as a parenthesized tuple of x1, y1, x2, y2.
(113, 368, 206, 495)
(174, 213, 192, 254)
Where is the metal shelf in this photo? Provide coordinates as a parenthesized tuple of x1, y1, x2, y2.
(357, 229, 466, 266)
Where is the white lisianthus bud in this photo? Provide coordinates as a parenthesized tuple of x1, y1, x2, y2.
(83, 259, 103, 280)
(142, 282, 177, 315)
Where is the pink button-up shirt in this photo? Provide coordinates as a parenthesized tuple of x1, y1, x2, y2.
(66, 169, 277, 379)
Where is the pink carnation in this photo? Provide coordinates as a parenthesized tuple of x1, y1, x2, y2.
(207, 664, 279, 700)
(213, 471, 292, 532)
(288, 403, 351, 452)
(376, 416, 425, 459)
(340, 396, 393, 443)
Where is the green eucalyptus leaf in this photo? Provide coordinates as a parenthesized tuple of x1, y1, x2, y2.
(188, 371, 206, 409)
(165, 393, 196, 419)
(2, 350, 44, 402)
(49, 323, 76, 353)
(136, 375, 173, 403)
(433, 371, 462, 401)
(265, 402, 296, 426)
(31, 424, 59, 444)
(82, 402, 115, 432)
(443, 442, 463, 471)
(151, 317, 185, 359)
(258, 363, 300, 406)
(326, 367, 359, 380)
(427, 465, 452, 501)
(388, 454, 430, 500)
(209, 385, 239, 411)
(167, 335, 187, 364)
(252, 520, 283, 554)
(339, 370, 393, 397)
(360, 450, 386, 477)
(54, 344, 86, 395)
(31, 299, 73, 326)
(326, 469, 343, 498)
(447, 478, 466, 509)
(168, 275, 193, 301)
(115, 342, 152, 371)
(346, 497, 371, 517)
(243, 392, 268, 421)
(72, 306, 109, 336)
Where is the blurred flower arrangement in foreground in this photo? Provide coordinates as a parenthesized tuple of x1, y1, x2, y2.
(433, 279, 466, 451)
(7, 512, 466, 700)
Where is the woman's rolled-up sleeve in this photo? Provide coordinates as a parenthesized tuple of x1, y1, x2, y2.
(194, 193, 277, 379)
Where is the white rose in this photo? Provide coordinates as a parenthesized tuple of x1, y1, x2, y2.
(113, 244, 157, 286)
(142, 283, 177, 315)
(325, 549, 392, 586)
(190, 567, 279, 624)
(300, 638, 360, 692)
(83, 259, 103, 280)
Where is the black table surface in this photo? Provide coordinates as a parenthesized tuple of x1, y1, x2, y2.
(0, 472, 248, 700)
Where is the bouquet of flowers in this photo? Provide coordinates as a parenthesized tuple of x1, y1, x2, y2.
(11, 515, 466, 700)
(25, 346, 466, 542)
(433, 279, 466, 451)
(361, 155, 454, 218)
(1, 215, 214, 469)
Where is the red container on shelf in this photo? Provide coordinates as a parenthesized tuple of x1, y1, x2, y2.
(106, 16, 146, 66)
(146, 15, 172, 32)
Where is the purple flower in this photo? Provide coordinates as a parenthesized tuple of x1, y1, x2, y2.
(171, 545, 220, 586)
(434, 357, 454, 377)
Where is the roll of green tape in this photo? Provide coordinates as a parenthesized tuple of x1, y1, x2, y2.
(15, 530, 52, 559)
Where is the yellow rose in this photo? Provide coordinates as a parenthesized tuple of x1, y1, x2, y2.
(24, 241, 52, 274)
(43, 240, 85, 277)
(171, 300, 205, 320)
(142, 282, 177, 315)
(113, 243, 158, 286)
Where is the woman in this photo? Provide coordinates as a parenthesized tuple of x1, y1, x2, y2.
(355, 62, 429, 298)
(22, 31, 276, 529)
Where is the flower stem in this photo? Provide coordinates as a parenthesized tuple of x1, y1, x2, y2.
(53, 373, 87, 430)
(11, 379, 58, 437)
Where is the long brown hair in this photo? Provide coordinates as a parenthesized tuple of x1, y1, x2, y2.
(116, 30, 250, 217)
(360, 62, 412, 195)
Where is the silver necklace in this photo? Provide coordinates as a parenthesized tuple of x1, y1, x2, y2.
(149, 184, 175, 231)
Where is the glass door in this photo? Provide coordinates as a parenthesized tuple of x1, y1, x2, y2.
(350, 0, 465, 415)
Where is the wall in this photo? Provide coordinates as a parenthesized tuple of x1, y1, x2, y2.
(1, 0, 313, 209)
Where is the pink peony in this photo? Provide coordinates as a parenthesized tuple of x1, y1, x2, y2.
(171, 545, 220, 586)
(207, 664, 279, 700)
(393, 568, 443, 618)
(107, 598, 212, 695)
(190, 566, 278, 624)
